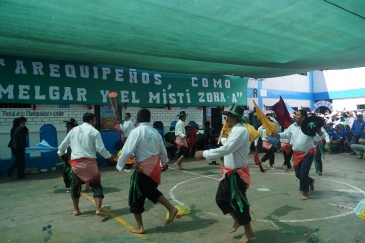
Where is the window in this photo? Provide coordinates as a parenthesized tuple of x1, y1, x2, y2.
(0, 103, 31, 108)
(292, 107, 298, 111)
(302, 107, 311, 112)
(357, 104, 365, 110)
(265, 105, 273, 111)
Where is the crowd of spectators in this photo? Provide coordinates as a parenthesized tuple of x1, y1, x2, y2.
(252, 109, 365, 158)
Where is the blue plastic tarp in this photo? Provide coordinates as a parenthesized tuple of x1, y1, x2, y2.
(25, 140, 58, 153)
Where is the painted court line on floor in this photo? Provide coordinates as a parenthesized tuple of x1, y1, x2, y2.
(59, 176, 152, 242)
(169, 172, 365, 223)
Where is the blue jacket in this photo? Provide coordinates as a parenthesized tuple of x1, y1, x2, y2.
(324, 127, 334, 136)
(331, 131, 343, 141)
(350, 120, 365, 136)
(342, 131, 353, 142)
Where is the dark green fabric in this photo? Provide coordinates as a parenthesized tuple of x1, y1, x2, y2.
(1, 1, 365, 78)
(224, 170, 251, 213)
(129, 169, 142, 206)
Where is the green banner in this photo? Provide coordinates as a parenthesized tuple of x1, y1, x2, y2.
(0, 56, 247, 107)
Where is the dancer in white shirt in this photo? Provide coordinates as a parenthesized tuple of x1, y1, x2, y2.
(195, 104, 254, 243)
(274, 110, 323, 200)
(120, 113, 133, 144)
(117, 108, 178, 234)
(255, 121, 276, 170)
(58, 113, 115, 217)
(174, 111, 189, 170)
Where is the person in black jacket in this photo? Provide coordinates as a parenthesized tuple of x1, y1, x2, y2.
(164, 127, 177, 159)
(7, 117, 28, 179)
(61, 118, 78, 192)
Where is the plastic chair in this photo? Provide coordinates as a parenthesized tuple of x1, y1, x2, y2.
(170, 121, 177, 129)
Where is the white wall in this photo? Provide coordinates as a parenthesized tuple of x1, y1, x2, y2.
(262, 74, 310, 92)
(313, 68, 365, 93)
(247, 98, 258, 109)
(332, 98, 365, 111)
(0, 104, 94, 159)
(262, 98, 310, 110)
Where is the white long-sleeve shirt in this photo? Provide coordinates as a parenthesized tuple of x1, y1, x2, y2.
(175, 119, 186, 138)
(57, 123, 111, 159)
(120, 120, 133, 137)
(255, 126, 267, 146)
(203, 123, 250, 169)
(116, 123, 168, 171)
(280, 128, 291, 143)
(314, 127, 330, 143)
(278, 123, 319, 152)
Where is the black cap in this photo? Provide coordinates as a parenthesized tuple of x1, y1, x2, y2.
(301, 116, 324, 137)
(63, 118, 78, 126)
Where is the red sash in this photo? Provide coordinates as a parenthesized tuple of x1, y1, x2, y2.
(70, 158, 101, 183)
(221, 166, 251, 189)
(293, 148, 316, 168)
(280, 142, 292, 154)
(262, 140, 272, 150)
(175, 136, 188, 149)
(136, 155, 162, 185)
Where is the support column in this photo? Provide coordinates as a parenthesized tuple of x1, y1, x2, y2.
(258, 78, 263, 110)
(309, 72, 314, 111)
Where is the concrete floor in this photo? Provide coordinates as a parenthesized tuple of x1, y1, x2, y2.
(1, 152, 364, 243)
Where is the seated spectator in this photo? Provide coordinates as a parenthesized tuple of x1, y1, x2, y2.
(350, 113, 365, 155)
(204, 122, 213, 149)
(343, 125, 353, 153)
(324, 122, 334, 135)
(329, 125, 343, 153)
(350, 127, 365, 158)
(164, 127, 177, 159)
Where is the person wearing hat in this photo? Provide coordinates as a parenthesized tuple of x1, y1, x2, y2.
(324, 122, 334, 137)
(349, 113, 365, 154)
(329, 124, 342, 154)
(273, 110, 324, 200)
(61, 118, 78, 192)
(194, 104, 254, 243)
(120, 113, 133, 144)
(116, 108, 177, 234)
(58, 113, 115, 218)
(342, 125, 353, 153)
(174, 111, 189, 170)
(350, 126, 365, 159)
